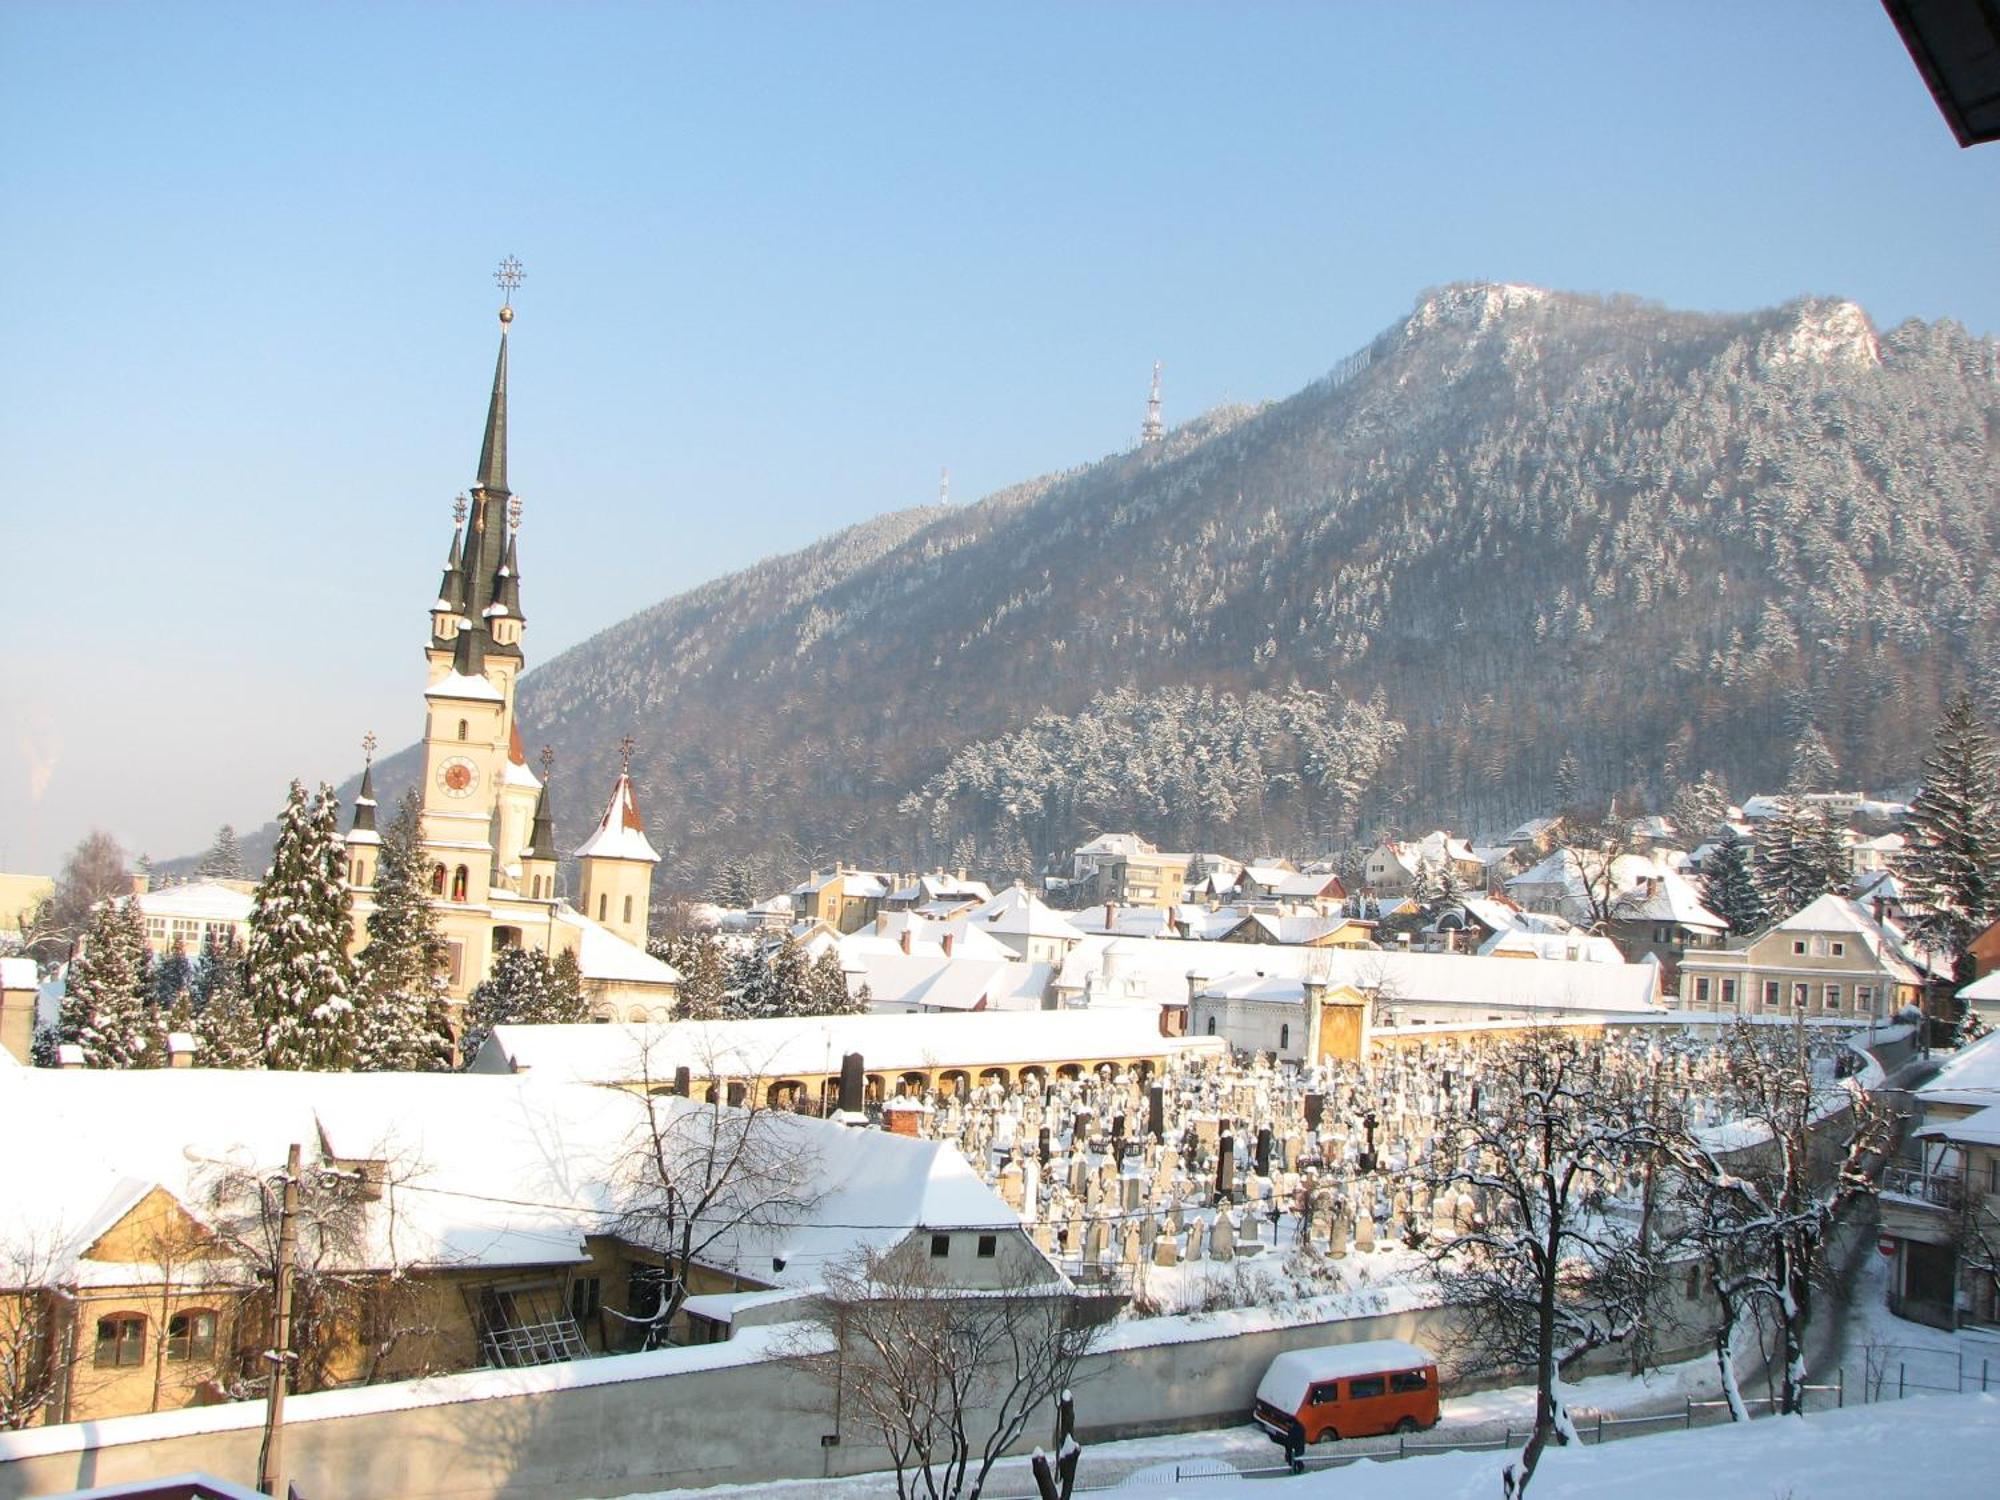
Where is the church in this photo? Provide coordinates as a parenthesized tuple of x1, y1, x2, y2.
(342, 283, 680, 1021)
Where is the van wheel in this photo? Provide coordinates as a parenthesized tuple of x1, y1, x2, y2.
(1314, 1426, 1339, 1444)
(1393, 1417, 1419, 1434)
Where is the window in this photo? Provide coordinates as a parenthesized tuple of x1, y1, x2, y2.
(1762, 981, 1780, 1010)
(1857, 986, 1874, 1014)
(597, 893, 608, 922)
(1694, 977, 1710, 1006)
(1308, 1382, 1339, 1406)
(1792, 983, 1809, 1011)
(1824, 985, 1841, 1011)
(1206, 1017, 1217, 1036)
(1348, 1376, 1387, 1400)
(1832, 941, 1845, 957)
(432, 864, 447, 896)
(166, 1310, 217, 1362)
(623, 894, 634, 925)
(95, 1315, 145, 1368)
(1793, 940, 1807, 955)
(930, 1234, 951, 1258)
(457, 719, 468, 741)
(568, 1277, 602, 1328)
(1389, 1370, 1429, 1393)
(977, 1234, 997, 1259)
(452, 865, 469, 902)
(1721, 979, 1737, 1009)
(1279, 1023, 1290, 1050)
(1685, 1262, 1704, 1300)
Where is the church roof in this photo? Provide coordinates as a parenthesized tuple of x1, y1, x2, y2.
(572, 772, 661, 863)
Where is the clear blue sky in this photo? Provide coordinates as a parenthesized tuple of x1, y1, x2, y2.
(4, 1, 1997, 874)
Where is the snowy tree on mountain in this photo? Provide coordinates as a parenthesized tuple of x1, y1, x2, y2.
(57, 897, 155, 1068)
(1699, 829, 1765, 935)
(1900, 693, 2000, 991)
(195, 824, 245, 881)
(1786, 726, 1840, 794)
(353, 792, 452, 1072)
(246, 781, 357, 1070)
(653, 931, 729, 1020)
(1668, 771, 1730, 846)
(705, 861, 755, 911)
(460, 946, 589, 1064)
(193, 927, 261, 1068)
(1754, 798, 1845, 920)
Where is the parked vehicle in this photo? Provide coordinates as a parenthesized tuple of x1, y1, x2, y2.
(1252, 1338, 1440, 1447)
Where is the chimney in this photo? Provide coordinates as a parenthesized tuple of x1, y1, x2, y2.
(839, 1052, 866, 1114)
(875, 912, 889, 935)
(900, 927, 913, 955)
(941, 932, 954, 958)
(1104, 901, 1116, 929)
(1873, 897, 1888, 928)
(673, 1065, 692, 1098)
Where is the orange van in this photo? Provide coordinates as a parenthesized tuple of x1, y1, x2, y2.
(1253, 1339, 1440, 1448)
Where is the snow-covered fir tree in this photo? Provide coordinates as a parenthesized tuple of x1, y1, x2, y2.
(1900, 693, 2000, 990)
(460, 946, 589, 1063)
(1786, 727, 1839, 794)
(1699, 829, 1766, 935)
(353, 792, 452, 1072)
(652, 931, 728, 1020)
(152, 940, 194, 1012)
(808, 947, 866, 1015)
(246, 781, 358, 1070)
(765, 937, 815, 1018)
(1669, 770, 1730, 846)
(1754, 798, 1845, 920)
(193, 927, 261, 1068)
(58, 897, 155, 1068)
(195, 824, 245, 881)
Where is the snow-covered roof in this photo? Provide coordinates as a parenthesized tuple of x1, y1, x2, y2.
(424, 670, 504, 703)
(1610, 870, 1726, 931)
(471, 1009, 1217, 1086)
(549, 905, 680, 988)
(571, 773, 661, 864)
(1914, 1102, 2000, 1148)
(130, 881, 253, 922)
(969, 886, 1086, 941)
(1916, 1030, 2000, 1111)
(1957, 971, 2000, 1003)
(1478, 930, 1627, 963)
(0, 956, 37, 990)
(841, 953, 1020, 1013)
(0, 1066, 1028, 1298)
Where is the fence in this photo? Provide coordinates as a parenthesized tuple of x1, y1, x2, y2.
(1861, 1341, 2000, 1400)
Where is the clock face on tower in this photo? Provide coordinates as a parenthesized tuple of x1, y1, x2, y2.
(437, 756, 479, 799)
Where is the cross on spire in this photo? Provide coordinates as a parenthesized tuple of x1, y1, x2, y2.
(540, 745, 555, 780)
(361, 729, 378, 766)
(619, 735, 636, 774)
(452, 493, 468, 525)
(494, 255, 525, 306)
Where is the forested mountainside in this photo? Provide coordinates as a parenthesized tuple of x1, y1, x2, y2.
(222, 284, 2000, 892)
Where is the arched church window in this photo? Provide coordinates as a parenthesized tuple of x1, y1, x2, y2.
(597, 893, 608, 922)
(1280, 1023, 1291, 1050)
(453, 865, 469, 902)
(431, 864, 446, 896)
(457, 719, 468, 741)
(623, 894, 634, 925)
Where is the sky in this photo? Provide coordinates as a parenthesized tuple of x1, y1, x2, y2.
(4, 1, 1999, 876)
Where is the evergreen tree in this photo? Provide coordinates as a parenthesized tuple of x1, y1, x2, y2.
(765, 937, 816, 1019)
(1754, 798, 1843, 920)
(1786, 727, 1840, 794)
(195, 825, 246, 881)
(194, 928, 261, 1068)
(722, 945, 769, 1019)
(705, 861, 755, 911)
(152, 940, 194, 1012)
(653, 931, 729, 1020)
(1699, 829, 1766, 935)
(806, 947, 863, 1016)
(1900, 693, 2000, 990)
(58, 897, 154, 1068)
(1669, 771, 1731, 846)
(246, 781, 357, 1070)
(353, 792, 452, 1072)
(461, 946, 591, 1063)
(1553, 751, 1582, 809)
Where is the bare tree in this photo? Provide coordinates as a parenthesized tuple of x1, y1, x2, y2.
(791, 1247, 1105, 1500)
(0, 1226, 74, 1430)
(1660, 1021, 1889, 1417)
(29, 830, 132, 964)
(1426, 1030, 1667, 1497)
(612, 1044, 826, 1345)
(1549, 806, 1633, 931)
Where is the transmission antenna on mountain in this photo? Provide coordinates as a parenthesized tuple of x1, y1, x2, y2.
(1141, 361, 1164, 446)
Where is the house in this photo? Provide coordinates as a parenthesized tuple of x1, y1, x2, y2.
(789, 869, 894, 936)
(966, 886, 1087, 965)
(1211, 912, 1377, 949)
(127, 881, 255, 959)
(1067, 832, 1159, 888)
(1673, 893, 1934, 1020)
(880, 872, 992, 917)
(1505, 817, 1564, 856)
(1876, 1027, 2000, 1328)
(1603, 869, 1727, 988)
(1098, 849, 1193, 910)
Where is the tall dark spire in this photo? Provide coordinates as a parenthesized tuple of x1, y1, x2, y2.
(475, 316, 510, 496)
(350, 761, 378, 835)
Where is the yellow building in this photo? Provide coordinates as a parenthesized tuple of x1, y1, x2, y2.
(341, 297, 677, 1021)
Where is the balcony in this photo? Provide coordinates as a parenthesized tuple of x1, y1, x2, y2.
(1881, 1164, 1965, 1211)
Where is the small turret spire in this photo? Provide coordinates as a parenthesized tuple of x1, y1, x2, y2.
(350, 731, 379, 835)
(526, 746, 557, 859)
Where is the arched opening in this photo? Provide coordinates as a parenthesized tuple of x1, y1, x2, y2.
(431, 864, 447, 896)
(457, 719, 469, 741)
(626, 1007, 647, 1023)
(597, 893, 608, 922)
(1280, 1023, 1291, 1050)
(166, 1309, 217, 1362)
(1057, 1063, 1083, 1081)
(938, 1069, 970, 1099)
(979, 1066, 1011, 1089)
(623, 894, 634, 926)
(352, 858, 369, 886)
(1206, 1016, 1217, 1036)
(866, 1073, 887, 1103)
(1018, 1066, 1047, 1092)
(899, 1070, 929, 1096)
(493, 926, 521, 953)
(452, 865, 469, 902)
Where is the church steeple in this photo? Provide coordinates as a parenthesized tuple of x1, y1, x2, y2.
(474, 317, 509, 498)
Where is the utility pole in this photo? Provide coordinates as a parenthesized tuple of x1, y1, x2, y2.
(258, 1142, 302, 1498)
